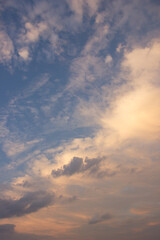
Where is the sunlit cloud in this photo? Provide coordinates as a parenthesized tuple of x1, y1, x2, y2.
(0, 0, 160, 239)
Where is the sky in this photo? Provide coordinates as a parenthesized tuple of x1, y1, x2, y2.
(0, 0, 160, 239)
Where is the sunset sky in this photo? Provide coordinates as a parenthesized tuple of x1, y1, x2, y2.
(0, 0, 160, 239)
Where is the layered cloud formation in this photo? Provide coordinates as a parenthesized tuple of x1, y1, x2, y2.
(0, 0, 160, 239)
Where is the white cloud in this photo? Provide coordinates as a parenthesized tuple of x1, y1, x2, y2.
(22, 21, 47, 43)
(85, 0, 99, 17)
(28, 154, 55, 177)
(105, 55, 112, 64)
(2, 140, 27, 157)
(2, 138, 42, 158)
(66, 39, 160, 157)
(67, 0, 84, 24)
(18, 48, 30, 60)
(95, 11, 106, 24)
(116, 43, 123, 52)
(102, 85, 160, 141)
(122, 40, 160, 85)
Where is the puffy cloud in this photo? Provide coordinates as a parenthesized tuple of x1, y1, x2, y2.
(77, 40, 160, 150)
(0, 1, 63, 64)
(20, 22, 47, 44)
(0, 191, 55, 219)
(0, 1, 160, 239)
(116, 43, 123, 52)
(28, 154, 56, 177)
(52, 157, 83, 177)
(52, 156, 102, 177)
(105, 55, 112, 64)
(89, 213, 113, 224)
(122, 41, 160, 85)
(102, 41, 160, 142)
(101, 85, 160, 142)
(18, 48, 30, 60)
(51, 156, 116, 178)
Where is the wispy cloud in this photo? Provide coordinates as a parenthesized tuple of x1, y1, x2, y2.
(89, 213, 113, 224)
(0, 31, 14, 64)
(0, 224, 54, 240)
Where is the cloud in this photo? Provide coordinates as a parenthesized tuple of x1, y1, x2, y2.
(58, 195, 77, 204)
(67, 10, 109, 91)
(68, 55, 106, 90)
(67, 0, 84, 24)
(105, 55, 112, 64)
(21, 22, 47, 43)
(0, 191, 55, 219)
(52, 156, 106, 178)
(76, 39, 160, 151)
(102, 85, 160, 142)
(0, 2, 160, 239)
(0, 31, 14, 64)
(2, 140, 28, 157)
(82, 24, 109, 56)
(102, 41, 160, 142)
(18, 48, 30, 61)
(130, 208, 149, 216)
(116, 43, 123, 52)
(52, 157, 84, 177)
(12, 73, 50, 100)
(0, 224, 54, 240)
(66, 0, 100, 26)
(28, 154, 56, 177)
(2, 138, 42, 157)
(0, 224, 15, 233)
(0, 1, 63, 64)
(86, 0, 99, 17)
(122, 41, 160, 85)
(89, 213, 113, 224)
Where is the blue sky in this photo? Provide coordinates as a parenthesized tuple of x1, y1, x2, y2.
(0, 0, 160, 239)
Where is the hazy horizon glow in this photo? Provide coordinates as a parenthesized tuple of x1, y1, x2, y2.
(0, 0, 160, 239)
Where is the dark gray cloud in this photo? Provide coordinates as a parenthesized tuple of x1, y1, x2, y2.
(52, 156, 103, 177)
(0, 191, 55, 219)
(58, 194, 77, 204)
(0, 224, 55, 240)
(51, 156, 117, 178)
(0, 224, 15, 233)
(89, 213, 113, 224)
(52, 157, 84, 177)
